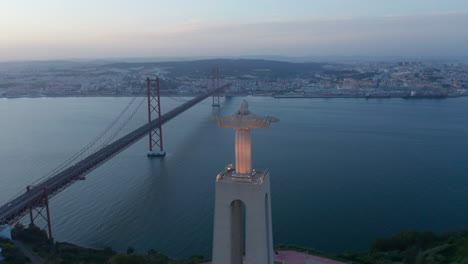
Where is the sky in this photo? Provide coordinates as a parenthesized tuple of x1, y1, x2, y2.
(1, 0, 468, 61)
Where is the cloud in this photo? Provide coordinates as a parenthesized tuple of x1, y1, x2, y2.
(122, 12, 468, 57)
(1, 12, 468, 60)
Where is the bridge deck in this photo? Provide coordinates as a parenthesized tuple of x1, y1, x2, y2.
(0, 84, 229, 224)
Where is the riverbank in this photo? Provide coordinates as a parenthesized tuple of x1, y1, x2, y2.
(1, 224, 466, 264)
(0, 224, 209, 264)
(1, 94, 467, 99)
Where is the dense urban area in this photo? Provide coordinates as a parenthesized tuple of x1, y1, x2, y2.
(0, 59, 467, 98)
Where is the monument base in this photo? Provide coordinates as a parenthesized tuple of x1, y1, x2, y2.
(212, 166, 274, 264)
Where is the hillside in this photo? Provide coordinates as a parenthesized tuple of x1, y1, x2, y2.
(104, 59, 326, 78)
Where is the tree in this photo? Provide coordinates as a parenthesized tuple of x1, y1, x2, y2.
(108, 253, 146, 264)
(146, 249, 169, 264)
(127, 247, 135, 254)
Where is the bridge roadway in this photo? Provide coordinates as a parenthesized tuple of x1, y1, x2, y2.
(0, 84, 230, 225)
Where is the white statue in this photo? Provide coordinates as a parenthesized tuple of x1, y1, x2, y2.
(217, 100, 279, 174)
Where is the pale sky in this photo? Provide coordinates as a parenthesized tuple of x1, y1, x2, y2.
(1, 0, 468, 61)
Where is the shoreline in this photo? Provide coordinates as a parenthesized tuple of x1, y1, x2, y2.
(1, 94, 466, 99)
(2, 226, 466, 264)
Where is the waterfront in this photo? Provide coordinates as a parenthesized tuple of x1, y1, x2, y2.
(0, 96, 467, 257)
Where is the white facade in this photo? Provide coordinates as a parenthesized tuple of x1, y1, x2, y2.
(212, 168, 274, 264)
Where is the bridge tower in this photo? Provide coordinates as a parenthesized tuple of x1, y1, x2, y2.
(26, 186, 53, 241)
(212, 67, 220, 107)
(147, 77, 166, 157)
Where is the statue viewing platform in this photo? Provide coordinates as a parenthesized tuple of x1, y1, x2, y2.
(216, 165, 268, 184)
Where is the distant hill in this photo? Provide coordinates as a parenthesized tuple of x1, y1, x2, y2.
(104, 59, 327, 79)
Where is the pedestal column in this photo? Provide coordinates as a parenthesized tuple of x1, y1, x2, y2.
(235, 128, 251, 174)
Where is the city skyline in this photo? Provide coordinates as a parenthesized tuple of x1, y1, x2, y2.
(1, 0, 468, 61)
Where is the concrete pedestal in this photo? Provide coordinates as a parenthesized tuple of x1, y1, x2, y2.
(147, 151, 166, 157)
(212, 167, 274, 264)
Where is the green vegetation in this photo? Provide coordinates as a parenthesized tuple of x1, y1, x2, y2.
(276, 229, 467, 264)
(336, 229, 468, 264)
(3, 223, 209, 264)
(0, 238, 29, 264)
(2, 224, 466, 264)
(11, 223, 51, 245)
(8, 223, 115, 263)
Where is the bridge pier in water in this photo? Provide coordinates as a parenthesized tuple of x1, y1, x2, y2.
(212, 67, 221, 107)
(146, 77, 166, 157)
(0, 81, 231, 234)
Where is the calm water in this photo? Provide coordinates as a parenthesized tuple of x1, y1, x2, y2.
(0, 96, 467, 257)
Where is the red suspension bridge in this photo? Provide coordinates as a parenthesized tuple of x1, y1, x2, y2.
(0, 73, 229, 240)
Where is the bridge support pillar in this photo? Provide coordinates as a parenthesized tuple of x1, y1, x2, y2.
(212, 67, 221, 107)
(147, 77, 166, 157)
(26, 186, 53, 242)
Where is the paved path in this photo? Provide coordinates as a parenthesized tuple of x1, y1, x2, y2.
(274, 250, 348, 264)
(12, 240, 44, 264)
(202, 250, 348, 264)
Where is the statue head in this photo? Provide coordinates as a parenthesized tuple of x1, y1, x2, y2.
(237, 100, 250, 115)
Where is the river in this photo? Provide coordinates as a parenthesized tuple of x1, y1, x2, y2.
(0, 96, 467, 257)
